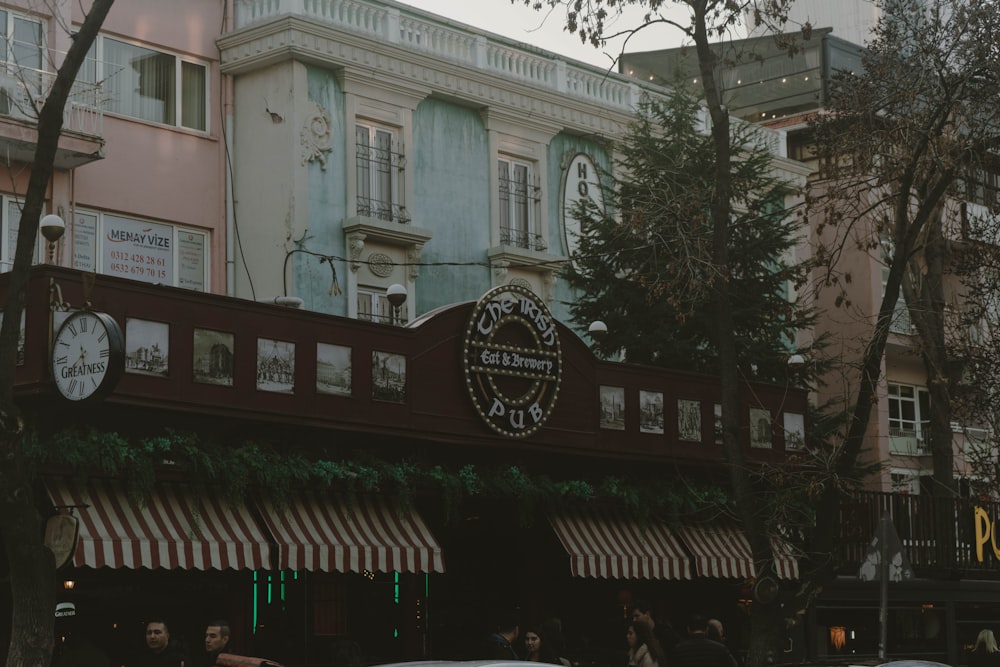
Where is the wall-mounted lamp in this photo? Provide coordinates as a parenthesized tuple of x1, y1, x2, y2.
(40, 214, 65, 264)
(588, 320, 608, 340)
(386, 284, 407, 325)
(62, 580, 75, 590)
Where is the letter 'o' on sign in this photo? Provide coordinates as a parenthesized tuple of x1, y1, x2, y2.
(562, 152, 604, 266)
(463, 284, 562, 438)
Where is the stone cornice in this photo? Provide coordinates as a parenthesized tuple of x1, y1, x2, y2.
(218, 16, 634, 139)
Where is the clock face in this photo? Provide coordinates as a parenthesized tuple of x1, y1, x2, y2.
(51, 311, 125, 401)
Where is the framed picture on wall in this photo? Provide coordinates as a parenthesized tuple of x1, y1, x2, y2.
(125, 318, 169, 377)
(317, 343, 352, 396)
(257, 337, 295, 393)
(677, 399, 702, 442)
(372, 350, 405, 403)
(599, 386, 625, 430)
(193, 328, 234, 386)
(750, 407, 773, 449)
(639, 390, 664, 434)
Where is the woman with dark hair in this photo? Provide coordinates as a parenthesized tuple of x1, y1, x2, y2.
(523, 625, 562, 664)
(626, 620, 664, 667)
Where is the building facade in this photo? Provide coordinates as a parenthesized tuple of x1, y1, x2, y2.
(620, 14, 1000, 665)
(0, 1, 817, 666)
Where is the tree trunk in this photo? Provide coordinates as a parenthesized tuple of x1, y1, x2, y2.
(0, 3, 115, 665)
(690, 2, 784, 664)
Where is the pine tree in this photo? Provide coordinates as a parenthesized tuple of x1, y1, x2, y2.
(565, 88, 816, 385)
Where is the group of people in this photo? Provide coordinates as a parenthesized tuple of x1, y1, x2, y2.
(485, 611, 571, 664)
(625, 603, 737, 667)
(485, 601, 738, 667)
(135, 619, 233, 667)
(55, 618, 233, 667)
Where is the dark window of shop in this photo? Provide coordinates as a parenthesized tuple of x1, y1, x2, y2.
(814, 603, 946, 662)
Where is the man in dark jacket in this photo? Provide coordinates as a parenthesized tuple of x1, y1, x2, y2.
(629, 600, 681, 654)
(668, 613, 737, 667)
(137, 619, 189, 667)
(198, 620, 231, 667)
(484, 609, 521, 660)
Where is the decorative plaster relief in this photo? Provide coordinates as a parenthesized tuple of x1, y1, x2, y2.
(367, 252, 394, 278)
(492, 261, 509, 283)
(301, 101, 333, 170)
(347, 232, 366, 273)
(406, 246, 423, 281)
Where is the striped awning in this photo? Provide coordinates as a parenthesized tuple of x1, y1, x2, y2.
(676, 523, 799, 580)
(257, 494, 445, 573)
(45, 479, 272, 570)
(547, 509, 692, 580)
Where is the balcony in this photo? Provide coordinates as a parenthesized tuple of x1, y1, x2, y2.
(226, 0, 789, 159)
(889, 426, 928, 456)
(0, 61, 105, 170)
(837, 491, 1000, 577)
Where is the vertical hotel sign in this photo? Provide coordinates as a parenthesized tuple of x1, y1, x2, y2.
(463, 285, 562, 438)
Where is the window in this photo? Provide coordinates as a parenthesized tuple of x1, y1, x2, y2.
(959, 164, 1000, 211)
(888, 383, 930, 451)
(0, 196, 51, 270)
(82, 37, 207, 131)
(71, 209, 208, 291)
(357, 288, 407, 325)
(498, 156, 541, 250)
(0, 10, 42, 118)
(356, 123, 406, 223)
(881, 266, 914, 334)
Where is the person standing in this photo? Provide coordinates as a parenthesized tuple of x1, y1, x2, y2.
(668, 613, 736, 667)
(708, 618, 740, 666)
(629, 601, 680, 654)
(137, 619, 189, 667)
(199, 620, 231, 667)
(626, 620, 665, 667)
(969, 629, 1000, 667)
(523, 625, 561, 664)
(485, 609, 521, 660)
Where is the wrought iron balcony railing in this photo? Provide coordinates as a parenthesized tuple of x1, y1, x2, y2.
(836, 491, 1000, 576)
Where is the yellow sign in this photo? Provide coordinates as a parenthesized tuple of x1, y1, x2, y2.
(974, 506, 1000, 562)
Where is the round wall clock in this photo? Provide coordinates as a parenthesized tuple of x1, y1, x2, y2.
(51, 310, 125, 401)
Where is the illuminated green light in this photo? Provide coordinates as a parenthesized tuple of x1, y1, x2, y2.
(252, 571, 259, 635)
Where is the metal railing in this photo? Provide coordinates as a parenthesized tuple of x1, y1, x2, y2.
(0, 61, 103, 137)
(836, 491, 1000, 575)
(229, 0, 787, 157)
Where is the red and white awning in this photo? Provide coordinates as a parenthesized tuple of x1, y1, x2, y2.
(548, 509, 692, 580)
(45, 479, 272, 571)
(257, 494, 445, 574)
(676, 523, 799, 580)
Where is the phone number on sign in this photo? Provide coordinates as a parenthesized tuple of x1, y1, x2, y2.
(108, 250, 167, 267)
(108, 263, 167, 280)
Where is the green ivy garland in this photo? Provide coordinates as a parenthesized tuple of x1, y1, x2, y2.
(24, 427, 734, 526)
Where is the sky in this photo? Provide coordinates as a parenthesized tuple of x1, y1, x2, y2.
(397, 0, 697, 69)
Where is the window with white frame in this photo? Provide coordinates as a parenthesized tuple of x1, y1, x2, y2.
(888, 383, 930, 441)
(70, 209, 208, 291)
(81, 37, 207, 131)
(0, 196, 38, 270)
(498, 156, 541, 250)
(356, 123, 406, 223)
(881, 266, 914, 334)
(890, 470, 925, 495)
(0, 10, 42, 118)
(357, 288, 407, 326)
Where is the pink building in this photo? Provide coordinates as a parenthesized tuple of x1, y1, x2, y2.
(0, 0, 226, 291)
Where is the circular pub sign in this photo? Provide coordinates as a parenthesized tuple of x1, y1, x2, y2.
(463, 284, 563, 438)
